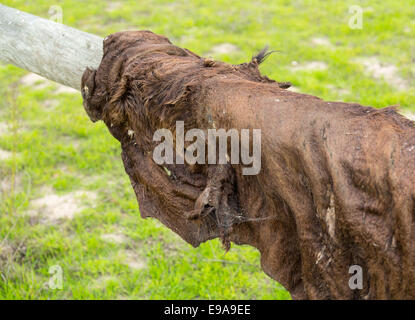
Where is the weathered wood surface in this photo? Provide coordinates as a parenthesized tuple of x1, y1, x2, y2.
(0, 4, 102, 90)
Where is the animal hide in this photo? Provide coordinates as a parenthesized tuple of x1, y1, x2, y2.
(81, 30, 415, 299)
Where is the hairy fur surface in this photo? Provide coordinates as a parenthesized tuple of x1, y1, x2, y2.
(81, 30, 415, 299)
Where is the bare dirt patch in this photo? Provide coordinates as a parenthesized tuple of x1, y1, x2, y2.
(400, 111, 415, 121)
(286, 86, 301, 93)
(326, 84, 351, 98)
(106, 2, 122, 12)
(355, 57, 409, 90)
(0, 173, 22, 194)
(43, 99, 59, 109)
(0, 123, 10, 136)
(20, 73, 52, 90)
(0, 120, 29, 135)
(20, 73, 78, 94)
(208, 43, 239, 56)
(310, 37, 332, 47)
(54, 85, 78, 95)
(290, 61, 328, 72)
(30, 189, 98, 224)
(0, 149, 13, 160)
(101, 232, 127, 244)
(123, 250, 146, 270)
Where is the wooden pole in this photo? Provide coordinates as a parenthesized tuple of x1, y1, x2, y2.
(0, 4, 103, 90)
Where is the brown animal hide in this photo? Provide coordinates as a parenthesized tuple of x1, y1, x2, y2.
(81, 30, 415, 299)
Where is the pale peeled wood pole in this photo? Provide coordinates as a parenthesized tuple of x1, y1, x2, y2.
(0, 4, 103, 90)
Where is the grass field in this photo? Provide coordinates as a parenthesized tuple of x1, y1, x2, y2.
(0, 0, 414, 299)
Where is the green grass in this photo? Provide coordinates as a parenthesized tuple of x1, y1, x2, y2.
(0, 0, 414, 299)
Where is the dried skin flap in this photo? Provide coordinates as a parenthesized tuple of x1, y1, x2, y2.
(82, 30, 415, 299)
